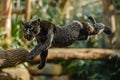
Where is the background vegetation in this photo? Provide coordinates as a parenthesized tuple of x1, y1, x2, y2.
(0, 0, 120, 80)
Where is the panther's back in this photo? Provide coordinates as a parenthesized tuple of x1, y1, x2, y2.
(52, 21, 82, 47)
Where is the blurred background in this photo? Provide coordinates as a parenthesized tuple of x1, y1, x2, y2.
(0, 0, 120, 80)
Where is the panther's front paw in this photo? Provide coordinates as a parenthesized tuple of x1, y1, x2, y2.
(37, 64, 45, 69)
(27, 52, 35, 60)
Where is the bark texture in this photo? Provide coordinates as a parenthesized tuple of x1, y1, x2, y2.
(0, 48, 119, 69)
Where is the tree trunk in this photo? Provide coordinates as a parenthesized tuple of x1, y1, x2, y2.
(102, 0, 116, 48)
(1, 0, 12, 45)
(25, 0, 31, 22)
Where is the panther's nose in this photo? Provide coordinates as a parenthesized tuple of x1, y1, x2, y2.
(27, 29, 30, 34)
(25, 35, 33, 41)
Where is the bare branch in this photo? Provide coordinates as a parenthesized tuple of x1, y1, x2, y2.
(0, 48, 29, 68)
(0, 48, 119, 69)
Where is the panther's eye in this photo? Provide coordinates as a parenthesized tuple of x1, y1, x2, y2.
(23, 28, 26, 32)
(30, 28, 34, 31)
(30, 25, 32, 28)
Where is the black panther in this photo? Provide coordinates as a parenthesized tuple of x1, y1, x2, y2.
(22, 16, 111, 69)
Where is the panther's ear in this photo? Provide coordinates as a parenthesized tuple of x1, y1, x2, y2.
(37, 19, 40, 22)
(88, 16, 96, 24)
(36, 19, 40, 25)
(21, 21, 25, 25)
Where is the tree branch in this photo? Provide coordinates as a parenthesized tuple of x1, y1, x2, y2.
(34, 48, 119, 61)
(0, 48, 29, 69)
(0, 48, 119, 69)
(0, 67, 30, 80)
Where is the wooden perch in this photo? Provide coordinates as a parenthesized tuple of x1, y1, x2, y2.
(28, 63, 63, 76)
(34, 48, 119, 61)
(0, 67, 30, 80)
(0, 48, 29, 69)
(12, 9, 25, 14)
(0, 48, 119, 69)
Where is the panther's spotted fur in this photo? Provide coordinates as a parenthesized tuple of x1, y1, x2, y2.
(22, 17, 111, 69)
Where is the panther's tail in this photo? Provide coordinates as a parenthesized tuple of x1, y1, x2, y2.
(104, 26, 112, 35)
(93, 23, 112, 35)
(88, 16, 112, 35)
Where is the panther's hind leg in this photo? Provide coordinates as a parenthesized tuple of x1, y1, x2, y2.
(78, 35, 88, 40)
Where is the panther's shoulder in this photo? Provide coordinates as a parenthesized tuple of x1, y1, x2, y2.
(40, 20, 56, 28)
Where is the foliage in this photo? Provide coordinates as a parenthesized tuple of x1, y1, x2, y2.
(28, 0, 102, 49)
(111, 0, 120, 10)
(0, 0, 107, 49)
(11, 14, 23, 48)
(1, 0, 120, 80)
(61, 57, 120, 80)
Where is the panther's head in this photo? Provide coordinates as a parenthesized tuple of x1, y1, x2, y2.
(22, 19, 41, 41)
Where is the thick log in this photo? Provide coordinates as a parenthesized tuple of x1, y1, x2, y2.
(12, 9, 25, 14)
(0, 48, 119, 69)
(0, 67, 30, 80)
(28, 63, 63, 76)
(115, 10, 120, 15)
(0, 48, 29, 69)
(34, 48, 119, 61)
(33, 75, 69, 80)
